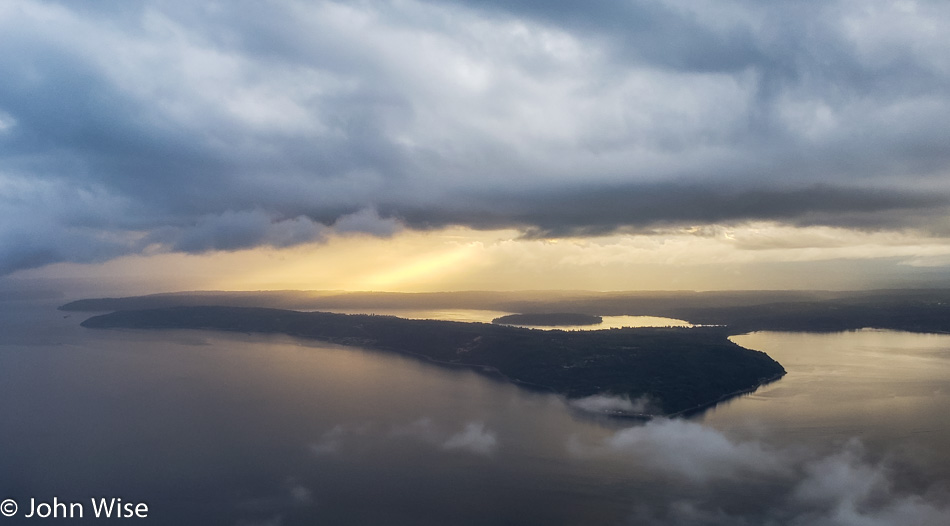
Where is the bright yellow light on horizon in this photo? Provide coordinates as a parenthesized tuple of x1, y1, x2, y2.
(356, 244, 479, 290)
(13, 223, 950, 296)
(217, 228, 499, 292)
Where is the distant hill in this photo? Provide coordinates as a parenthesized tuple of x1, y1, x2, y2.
(62, 288, 950, 334)
(80, 306, 785, 417)
(60, 289, 839, 314)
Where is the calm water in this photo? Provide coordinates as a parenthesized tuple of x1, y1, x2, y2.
(2, 301, 950, 525)
(323, 308, 691, 330)
(499, 315, 692, 331)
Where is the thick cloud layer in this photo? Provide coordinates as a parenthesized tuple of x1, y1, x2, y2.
(2, 0, 950, 272)
(571, 418, 950, 526)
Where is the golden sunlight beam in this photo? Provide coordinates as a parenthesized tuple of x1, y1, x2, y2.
(355, 244, 479, 291)
(15, 222, 950, 296)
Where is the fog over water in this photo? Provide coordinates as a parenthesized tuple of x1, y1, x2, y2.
(3, 300, 950, 525)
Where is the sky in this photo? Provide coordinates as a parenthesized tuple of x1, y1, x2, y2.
(3, 0, 950, 293)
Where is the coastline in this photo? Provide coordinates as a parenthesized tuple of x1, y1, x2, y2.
(78, 305, 787, 418)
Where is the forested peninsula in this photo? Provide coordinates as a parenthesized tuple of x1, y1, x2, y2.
(80, 306, 785, 417)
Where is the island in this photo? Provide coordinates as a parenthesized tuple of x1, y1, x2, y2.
(491, 313, 602, 327)
(79, 306, 785, 417)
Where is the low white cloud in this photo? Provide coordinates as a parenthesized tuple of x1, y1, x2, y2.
(390, 417, 499, 456)
(570, 418, 785, 483)
(308, 422, 373, 456)
(441, 422, 498, 455)
(310, 418, 499, 457)
(786, 440, 950, 526)
(573, 419, 950, 525)
(568, 394, 658, 416)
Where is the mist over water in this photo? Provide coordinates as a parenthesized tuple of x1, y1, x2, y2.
(3, 302, 950, 525)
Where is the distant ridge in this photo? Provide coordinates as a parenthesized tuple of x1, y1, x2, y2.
(63, 288, 950, 334)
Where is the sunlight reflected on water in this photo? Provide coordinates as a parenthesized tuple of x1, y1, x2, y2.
(6, 302, 950, 524)
(319, 309, 692, 330)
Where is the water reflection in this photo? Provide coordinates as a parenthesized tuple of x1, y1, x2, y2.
(704, 330, 950, 460)
(4, 304, 950, 524)
(321, 308, 692, 330)
(313, 308, 511, 324)
(499, 315, 693, 331)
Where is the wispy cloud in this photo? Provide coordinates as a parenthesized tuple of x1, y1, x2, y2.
(308, 422, 374, 456)
(310, 418, 499, 457)
(441, 422, 498, 455)
(391, 417, 499, 456)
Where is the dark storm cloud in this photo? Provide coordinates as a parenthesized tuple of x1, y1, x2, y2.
(2, 0, 950, 272)
(145, 211, 327, 253)
(390, 183, 947, 236)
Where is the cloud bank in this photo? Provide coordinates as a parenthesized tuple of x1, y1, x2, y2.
(571, 418, 950, 526)
(3, 0, 950, 272)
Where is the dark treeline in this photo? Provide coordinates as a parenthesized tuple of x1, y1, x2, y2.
(63, 289, 950, 334)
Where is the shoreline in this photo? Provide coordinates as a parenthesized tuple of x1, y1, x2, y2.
(83, 317, 787, 420)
